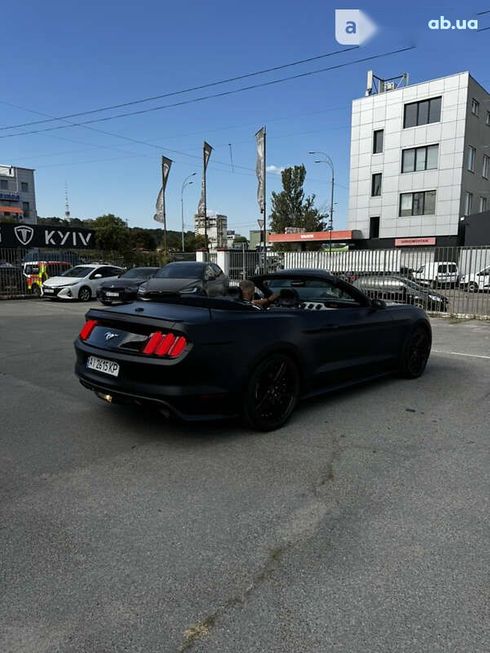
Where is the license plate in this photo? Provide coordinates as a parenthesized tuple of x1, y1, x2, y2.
(43, 288, 54, 294)
(87, 356, 120, 377)
(105, 291, 120, 298)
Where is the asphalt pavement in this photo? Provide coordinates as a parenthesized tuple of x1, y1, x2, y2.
(0, 300, 489, 653)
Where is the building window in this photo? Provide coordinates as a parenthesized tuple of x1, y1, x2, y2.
(464, 191, 473, 215)
(479, 197, 487, 213)
(471, 99, 480, 116)
(487, 111, 490, 127)
(467, 145, 476, 172)
(403, 97, 441, 128)
(399, 190, 436, 216)
(369, 216, 380, 238)
(373, 129, 384, 154)
(483, 155, 489, 179)
(371, 173, 382, 196)
(21, 181, 29, 192)
(0, 180, 8, 190)
(22, 201, 30, 211)
(401, 144, 439, 172)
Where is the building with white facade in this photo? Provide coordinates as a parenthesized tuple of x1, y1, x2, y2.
(194, 211, 228, 250)
(348, 71, 490, 247)
(0, 165, 37, 224)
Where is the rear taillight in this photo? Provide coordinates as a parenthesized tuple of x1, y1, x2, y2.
(79, 319, 98, 341)
(141, 332, 188, 359)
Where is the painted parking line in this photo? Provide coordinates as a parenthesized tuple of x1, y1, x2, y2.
(432, 350, 490, 360)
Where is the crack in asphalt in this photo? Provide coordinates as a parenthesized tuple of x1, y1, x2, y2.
(177, 433, 342, 652)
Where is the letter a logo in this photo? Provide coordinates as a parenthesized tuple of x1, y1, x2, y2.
(335, 10, 377, 45)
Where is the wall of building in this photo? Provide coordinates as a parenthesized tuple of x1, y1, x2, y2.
(461, 76, 490, 217)
(0, 166, 37, 224)
(348, 72, 478, 241)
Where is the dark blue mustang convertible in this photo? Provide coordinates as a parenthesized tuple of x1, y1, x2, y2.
(74, 269, 432, 431)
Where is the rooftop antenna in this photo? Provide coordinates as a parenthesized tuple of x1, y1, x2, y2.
(64, 182, 71, 221)
(366, 70, 409, 96)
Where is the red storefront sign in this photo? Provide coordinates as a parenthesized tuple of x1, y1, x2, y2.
(268, 230, 356, 243)
(394, 237, 436, 247)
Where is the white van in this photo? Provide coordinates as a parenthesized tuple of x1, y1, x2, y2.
(413, 262, 460, 288)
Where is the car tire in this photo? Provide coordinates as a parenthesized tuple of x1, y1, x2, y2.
(78, 286, 92, 302)
(243, 353, 300, 431)
(31, 283, 41, 297)
(467, 281, 479, 293)
(399, 326, 431, 379)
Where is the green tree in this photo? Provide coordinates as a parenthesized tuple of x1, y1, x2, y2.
(233, 235, 248, 249)
(270, 165, 325, 236)
(93, 214, 130, 252)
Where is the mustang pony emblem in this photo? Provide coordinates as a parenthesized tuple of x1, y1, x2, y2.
(104, 331, 119, 341)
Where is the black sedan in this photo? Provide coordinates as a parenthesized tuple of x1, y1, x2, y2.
(137, 261, 228, 298)
(353, 275, 448, 312)
(98, 267, 160, 305)
(74, 269, 432, 431)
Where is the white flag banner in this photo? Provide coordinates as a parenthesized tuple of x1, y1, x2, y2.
(153, 187, 164, 223)
(153, 156, 172, 223)
(256, 127, 266, 214)
(198, 142, 213, 217)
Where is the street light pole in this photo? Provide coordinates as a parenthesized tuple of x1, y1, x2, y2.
(308, 151, 335, 249)
(180, 173, 196, 252)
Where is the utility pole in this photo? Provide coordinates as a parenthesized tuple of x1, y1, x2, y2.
(309, 151, 335, 250)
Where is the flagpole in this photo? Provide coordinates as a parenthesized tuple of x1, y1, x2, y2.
(161, 156, 168, 258)
(203, 143, 208, 253)
(263, 127, 267, 272)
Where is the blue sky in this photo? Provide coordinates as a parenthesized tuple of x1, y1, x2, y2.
(1, 0, 489, 236)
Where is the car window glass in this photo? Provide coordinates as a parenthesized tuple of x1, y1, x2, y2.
(62, 266, 93, 278)
(267, 278, 361, 304)
(155, 263, 204, 279)
(211, 263, 222, 276)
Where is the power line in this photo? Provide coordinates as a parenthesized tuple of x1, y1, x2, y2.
(0, 46, 415, 139)
(0, 47, 359, 131)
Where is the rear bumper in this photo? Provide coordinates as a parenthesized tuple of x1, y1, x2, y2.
(74, 342, 238, 421)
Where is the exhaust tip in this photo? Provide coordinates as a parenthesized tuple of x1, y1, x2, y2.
(96, 392, 113, 403)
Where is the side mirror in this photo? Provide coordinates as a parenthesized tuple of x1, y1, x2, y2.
(371, 298, 386, 310)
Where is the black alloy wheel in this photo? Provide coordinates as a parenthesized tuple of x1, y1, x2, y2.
(467, 281, 479, 293)
(78, 286, 91, 302)
(243, 353, 300, 431)
(31, 284, 41, 297)
(399, 327, 431, 379)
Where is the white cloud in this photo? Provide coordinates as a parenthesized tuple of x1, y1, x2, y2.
(266, 165, 284, 175)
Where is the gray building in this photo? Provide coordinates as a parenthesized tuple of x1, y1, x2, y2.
(0, 164, 37, 224)
(348, 71, 490, 246)
(195, 211, 228, 250)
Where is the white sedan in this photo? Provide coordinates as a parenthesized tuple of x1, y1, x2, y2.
(42, 263, 124, 301)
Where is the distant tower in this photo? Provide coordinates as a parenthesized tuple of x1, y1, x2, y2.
(64, 182, 71, 221)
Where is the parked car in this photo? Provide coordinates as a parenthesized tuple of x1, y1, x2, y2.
(413, 262, 460, 288)
(42, 264, 125, 301)
(22, 260, 72, 296)
(137, 261, 228, 298)
(353, 275, 448, 312)
(460, 266, 490, 293)
(74, 269, 431, 431)
(98, 267, 160, 305)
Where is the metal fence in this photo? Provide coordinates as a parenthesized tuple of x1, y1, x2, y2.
(227, 247, 284, 281)
(0, 247, 194, 299)
(283, 246, 490, 318)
